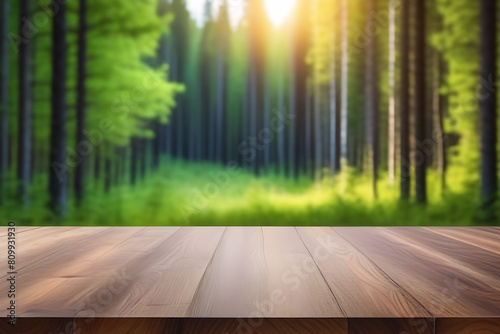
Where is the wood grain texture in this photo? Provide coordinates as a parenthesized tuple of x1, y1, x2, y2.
(72, 318, 348, 334)
(335, 227, 500, 317)
(187, 227, 344, 317)
(297, 227, 431, 318)
(0, 318, 72, 334)
(349, 318, 434, 334)
(182, 318, 347, 334)
(1, 226, 500, 329)
(424, 226, 500, 255)
(74, 318, 181, 334)
(436, 318, 500, 333)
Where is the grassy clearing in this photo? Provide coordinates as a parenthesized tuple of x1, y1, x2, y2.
(2, 159, 494, 226)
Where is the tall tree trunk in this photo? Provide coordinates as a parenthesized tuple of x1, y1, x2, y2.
(263, 81, 270, 169)
(305, 83, 312, 172)
(366, 0, 379, 198)
(277, 73, 285, 173)
(479, 0, 498, 211)
(18, 0, 33, 207)
(287, 42, 296, 178)
(0, 0, 9, 204)
(94, 146, 101, 180)
(130, 139, 138, 186)
(75, 0, 87, 207)
(139, 139, 147, 180)
(414, 0, 427, 204)
(388, 0, 396, 183)
(104, 149, 111, 194)
(314, 82, 322, 180)
(340, 0, 349, 166)
(152, 121, 161, 170)
(329, 15, 340, 174)
(49, 0, 68, 216)
(215, 49, 225, 163)
(400, 0, 410, 200)
(292, 0, 309, 178)
(432, 49, 445, 192)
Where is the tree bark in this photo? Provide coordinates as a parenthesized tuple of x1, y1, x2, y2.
(388, 0, 396, 183)
(329, 12, 340, 174)
(292, 0, 310, 178)
(49, 0, 68, 216)
(479, 0, 498, 211)
(400, 0, 410, 200)
(314, 81, 322, 180)
(366, 0, 379, 198)
(75, 0, 87, 207)
(432, 49, 446, 192)
(0, 0, 9, 204)
(130, 138, 138, 186)
(340, 0, 349, 166)
(18, 0, 33, 207)
(414, 0, 427, 204)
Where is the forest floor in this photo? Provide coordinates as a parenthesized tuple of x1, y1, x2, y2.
(2, 158, 493, 226)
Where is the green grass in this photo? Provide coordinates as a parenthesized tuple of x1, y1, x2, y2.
(0, 159, 496, 226)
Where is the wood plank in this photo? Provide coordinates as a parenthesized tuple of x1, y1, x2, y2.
(49, 227, 181, 277)
(349, 318, 434, 334)
(103, 227, 225, 317)
(382, 227, 500, 290)
(436, 318, 500, 333)
(424, 226, 500, 255)
(18, 227, 223, 317)
(335, 227, 500, 317)
(74, 318, 181, 334)
(19, 227, 143, 275)
(0, 227, 112, 279)
(0, 318, 72, 334)
(0, 226, 41, 236)
(182, 318, 347, 334)
(297, 227, 430, 317)
(73, 318, 348, 334)
(187, 227, 344, 318)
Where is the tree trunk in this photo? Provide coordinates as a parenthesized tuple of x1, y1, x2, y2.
(366, 0, 379, 198)
(215, 49, 226, 164)
(400, 0, 410, 200)
(75, 0, 87, 207)
(292, 0, 309, 178)
(104, 149, 111, 194)
(340, 0, 349, 166)
(152, 121, 161, 170)
(388, 0, 396, 183)
(432, 49, 446, 192)
(18, 0, 33, 207)
(414, 0, 427, 204)
(130, 138, 138, 186)
(329, 15, 340, 174)
(314, 82, 322, 180)
(139, 139, 147, 180)
(287, 42, 296, 178)
(305, 83, 311, 172)
(0, 0, 9, 204)
(94, 145, 101, 181)
(479, 0, 498, 211)
(263, 80, 270, 169)
(49, 0, 68, 216)
(277, 73, 285, 173)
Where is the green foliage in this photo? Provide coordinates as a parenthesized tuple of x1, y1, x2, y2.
(1, 159, 485, 226)
(433, 0, 480, 189)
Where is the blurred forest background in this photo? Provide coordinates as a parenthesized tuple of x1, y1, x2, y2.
(0, 0, 499, 226)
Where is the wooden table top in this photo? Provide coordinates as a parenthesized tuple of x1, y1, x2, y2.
(1, 226, 500, 334)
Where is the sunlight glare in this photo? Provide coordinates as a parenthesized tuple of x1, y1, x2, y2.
(265, 0, 297, 27)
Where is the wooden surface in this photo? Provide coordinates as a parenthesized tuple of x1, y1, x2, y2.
(1, 226, 499, 333)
